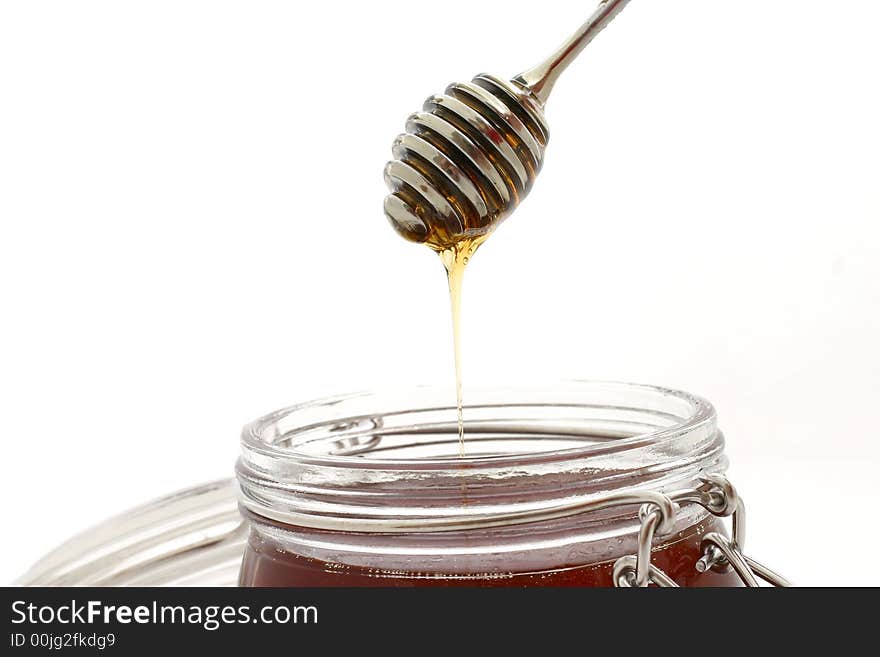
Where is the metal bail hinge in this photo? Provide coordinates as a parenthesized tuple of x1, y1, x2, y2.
(613, 474, 791, 587)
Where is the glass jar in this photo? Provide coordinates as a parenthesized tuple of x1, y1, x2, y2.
(236, 381, 744, 587)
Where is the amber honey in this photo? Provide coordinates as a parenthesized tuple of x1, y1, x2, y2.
(239, 514, 741, 587)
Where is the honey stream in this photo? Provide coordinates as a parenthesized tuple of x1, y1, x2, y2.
(438, 236, 486, 457)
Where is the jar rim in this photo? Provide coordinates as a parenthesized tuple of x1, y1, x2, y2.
(239, 379, 716, 470)
(236, 380, 727, 534)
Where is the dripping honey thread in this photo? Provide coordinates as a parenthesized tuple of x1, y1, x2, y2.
(437, 235, 486, 457)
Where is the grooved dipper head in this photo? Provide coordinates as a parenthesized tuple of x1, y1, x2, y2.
(383, 74, 549, 251)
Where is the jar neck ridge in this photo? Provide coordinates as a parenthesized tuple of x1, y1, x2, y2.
(236, 381, 727, 534)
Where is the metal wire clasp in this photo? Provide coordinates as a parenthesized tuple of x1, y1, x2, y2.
(613, 474, 790, 587)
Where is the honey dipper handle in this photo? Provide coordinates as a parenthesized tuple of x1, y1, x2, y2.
(512, 0, 632, 104)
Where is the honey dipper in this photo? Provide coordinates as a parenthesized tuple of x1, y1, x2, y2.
(383, 0, 632, 250)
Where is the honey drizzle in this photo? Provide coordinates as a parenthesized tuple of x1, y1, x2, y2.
(438, 235, 486, 457)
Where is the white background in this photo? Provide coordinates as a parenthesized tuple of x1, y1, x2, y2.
(1, 1, 878, 586)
